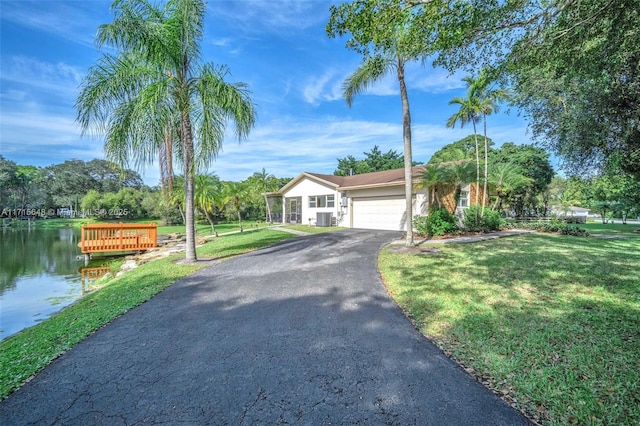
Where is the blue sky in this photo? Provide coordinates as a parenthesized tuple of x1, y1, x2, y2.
(0, 0, 533, 186)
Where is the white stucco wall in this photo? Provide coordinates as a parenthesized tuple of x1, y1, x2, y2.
(281, 178, 428, 230)
(281, 178, 340, 225)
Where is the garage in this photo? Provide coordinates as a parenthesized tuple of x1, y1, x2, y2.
(352, 196, 408, 231)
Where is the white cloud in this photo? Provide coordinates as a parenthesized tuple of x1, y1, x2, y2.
(302, 63, 402, 106)
(302, 68, 344, 105)
(209, 0, 329, 35)
(209, 37, 233, 47)
(203, 113, 533, 182)
(1, 56, 83, 99)
(301, 61, 467, 107)
(409, 68, 467, 94)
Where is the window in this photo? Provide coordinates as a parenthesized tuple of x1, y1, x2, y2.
(458, 190, 469, 208)
(309, 195, 335, 208)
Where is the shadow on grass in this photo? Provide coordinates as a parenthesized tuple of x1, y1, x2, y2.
(380, 233, 640, 424)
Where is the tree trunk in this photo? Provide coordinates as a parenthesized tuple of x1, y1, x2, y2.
(202, 207, 217, 236)
(398, 59, 413, 246)
(181, 112, 197, 262)
(482, 114, 488, 215)
(178, 204, 186, 224)
(472, 125, 480, 221)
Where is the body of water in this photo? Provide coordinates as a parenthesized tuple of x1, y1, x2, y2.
(0, 226, 86, 340)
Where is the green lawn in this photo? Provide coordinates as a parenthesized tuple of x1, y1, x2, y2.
(582, 221, 640, 235)
(155, 220, 270, 237)
(0, 229, 295, 400)
(379, 228, 640, 424)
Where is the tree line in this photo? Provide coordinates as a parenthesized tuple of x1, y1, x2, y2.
(0, 156, 292, 227)
(0, 157, 143, 216)
(69, 0, 638, 258)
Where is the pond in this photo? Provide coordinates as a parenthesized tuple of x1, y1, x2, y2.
(0, 226, 88, 341)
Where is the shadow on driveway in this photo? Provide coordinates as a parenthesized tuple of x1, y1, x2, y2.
(0, 230, 530, 425)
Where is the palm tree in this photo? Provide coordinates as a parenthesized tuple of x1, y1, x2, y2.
(247, 168, 278, 222)
(76, 0, 256, 262)
(222, 181, 249, 232)
(343, 53, 416, 246)
(437, 161, 476, 213)
(166, 175, 186, 224)
(488, 162, 531, 211)
(159, 124, 177, 201)
(447, 80, 482, 212)
(419, 164, 441, 209)
(194, 174, 222, 235)
(468, 70, 511, 210)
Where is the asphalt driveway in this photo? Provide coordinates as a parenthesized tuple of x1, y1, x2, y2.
(0, 229, 530, 425)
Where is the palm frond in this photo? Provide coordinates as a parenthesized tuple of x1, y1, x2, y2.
(190, 63, 257, 170)
(343, 55, 395, 107)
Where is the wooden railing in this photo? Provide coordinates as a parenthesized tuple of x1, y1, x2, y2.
(78, 223, 158, 254)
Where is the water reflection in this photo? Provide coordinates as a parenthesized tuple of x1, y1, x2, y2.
(81, 267, 111, 294)
(1, 227, 86, 340)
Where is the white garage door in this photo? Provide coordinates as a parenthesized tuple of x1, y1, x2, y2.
(352, 196, 408, 231)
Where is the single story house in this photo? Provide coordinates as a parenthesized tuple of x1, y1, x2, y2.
(266, 166, 483, 231)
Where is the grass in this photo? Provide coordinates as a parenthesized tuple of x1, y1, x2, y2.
(8, 216, 273, 238)
(582, 221, 640, 235)
(156, 220, 270, 237)
(379, 227, 640, 424)
(0, 228, 295, 400)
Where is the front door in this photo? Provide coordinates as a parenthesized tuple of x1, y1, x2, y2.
(285, 197, 301, 223)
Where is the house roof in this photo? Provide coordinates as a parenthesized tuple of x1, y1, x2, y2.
(276, 166, 426, 195)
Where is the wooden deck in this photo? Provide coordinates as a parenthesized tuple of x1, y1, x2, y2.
(78, 223, 158, 254)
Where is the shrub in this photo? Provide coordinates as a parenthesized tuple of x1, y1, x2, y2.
(415, 208, 458, 236)
(504, 220, 590, 237)
(463, 206, 505, 232)
(482, 209, 504, 231)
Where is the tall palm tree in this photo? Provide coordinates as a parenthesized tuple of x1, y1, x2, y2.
(76, 0, 256, 262)
(343, 53, 416, 246)
(446, 80, 482, 211)
(468, 70, 511, 210)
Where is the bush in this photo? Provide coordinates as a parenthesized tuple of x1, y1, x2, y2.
(503, 220, 590, 237)
(463, 206, 505, 232)
(415, 208, 458, 236)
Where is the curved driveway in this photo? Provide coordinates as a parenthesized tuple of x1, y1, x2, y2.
(1, 229, 530, 425)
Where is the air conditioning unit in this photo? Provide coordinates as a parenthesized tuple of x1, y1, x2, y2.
(316, 212, 332, 227)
